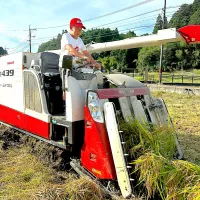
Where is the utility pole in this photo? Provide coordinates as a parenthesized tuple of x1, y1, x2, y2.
(4, 46, 9, 55)
(159, 0, 167, 83)
(29, 25, 31, 53)
(28, 25, 36, 53)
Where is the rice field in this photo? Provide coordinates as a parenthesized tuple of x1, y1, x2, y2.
(0, 91, 200, 199)
(152, 91, 200, 165)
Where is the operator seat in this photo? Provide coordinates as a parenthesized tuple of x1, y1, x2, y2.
(39, 52, 64, 115)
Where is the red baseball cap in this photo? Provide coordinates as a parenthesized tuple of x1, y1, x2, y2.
(70, 18, 86, 30)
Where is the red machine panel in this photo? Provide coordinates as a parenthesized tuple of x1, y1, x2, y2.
(81, 106, 116, 179)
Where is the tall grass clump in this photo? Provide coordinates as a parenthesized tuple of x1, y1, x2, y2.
(121, 120, 200, 200)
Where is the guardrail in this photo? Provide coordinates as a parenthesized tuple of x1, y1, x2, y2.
(162, 74, 200, 84)
(128, 73, 200, 84)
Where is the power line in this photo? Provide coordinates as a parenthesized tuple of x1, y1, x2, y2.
(34, 0, 155, 30)
(0, 29, 28, 32)
(31, 24, 155, 48)
(29, 11, 174, 44)
(0, 3, 180, 34)
(32, 36, 58, 41)
(83, 0, 155, 22)
(32, 25, 154, 45)
(30, 12, 174, 45)
(4, 3, 180, 53)
(9, 11, 174, 53)
(16, 44, 30, 53)
(0, 32, 26, 41)
(31, 14, 160, 42)
(97, 12, 174, 30)
(91, 5, 179, 29)
(9, 42, 29, 54)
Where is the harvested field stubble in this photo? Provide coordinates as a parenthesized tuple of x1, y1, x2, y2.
(0, 125, 135, 200)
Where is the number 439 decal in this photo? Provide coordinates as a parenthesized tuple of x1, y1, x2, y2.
(0, 70, 14, 77)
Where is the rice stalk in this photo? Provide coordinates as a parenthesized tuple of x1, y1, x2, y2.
(132, 153, 200, 200)
(121, 120, 200, 200)
(121, 120, 177, 159)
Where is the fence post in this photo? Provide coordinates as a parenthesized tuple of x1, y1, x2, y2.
(192, 76, 194, 84)
(182, 75, 183, 84)
(172, 74, 174, 84)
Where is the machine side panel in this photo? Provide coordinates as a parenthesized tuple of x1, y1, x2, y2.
(23, 70, 51, 139)
(24, 113, 50, 139)
(81, 106, 116, 179)
(0, 54, 50, 139)
(0, 104, 25, 129)
(0, 53, 24, 113)
(0, 53, 25, 128)
(0, 104, 50, 139)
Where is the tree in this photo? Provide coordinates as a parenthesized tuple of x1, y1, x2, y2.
(120, 31, 136, 39)
(190, 8, 200, 24)
(38, 33, 63, 52)
(168, 4, 193, 28)
(163, 43, 179, 71)
(192, 0, 200, 12)
(153, 14, 163, 34)
(81, 28, 120, 44)
(0, 47, 7, 56)
(152, 14, 168, 34)
(98, 56, 117, 72)
(110, 50, 127, 71)
(136, 46, 160, 72)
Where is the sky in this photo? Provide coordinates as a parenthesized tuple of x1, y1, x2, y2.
(0, 0, 194, 54)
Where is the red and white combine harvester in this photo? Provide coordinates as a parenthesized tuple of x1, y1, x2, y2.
(0, 25, 200, 198)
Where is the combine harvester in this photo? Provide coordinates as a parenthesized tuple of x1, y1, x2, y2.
(0, 25, 200, 198)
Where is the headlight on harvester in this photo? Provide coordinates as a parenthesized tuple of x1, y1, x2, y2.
(87, 91, 104, 123)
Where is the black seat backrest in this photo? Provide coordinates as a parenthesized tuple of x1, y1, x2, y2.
(39, 52, 64, 115)
(40, 52, 60, 74)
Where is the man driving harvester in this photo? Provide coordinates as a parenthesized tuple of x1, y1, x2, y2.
(60, 17, 101, 69)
